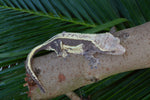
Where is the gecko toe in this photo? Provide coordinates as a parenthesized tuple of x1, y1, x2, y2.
(94, 66, 97, 69)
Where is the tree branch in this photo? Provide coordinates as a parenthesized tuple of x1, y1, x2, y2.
(26, 22, 150, 100)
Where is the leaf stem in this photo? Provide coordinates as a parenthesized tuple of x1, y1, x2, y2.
(0, 6, 96, 27)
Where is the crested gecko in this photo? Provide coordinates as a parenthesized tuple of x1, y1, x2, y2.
(26, 32, 125, 93)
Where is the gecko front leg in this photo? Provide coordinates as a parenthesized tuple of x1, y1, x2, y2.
(82, 42, 101, 69)
(83, 54, 100, 69)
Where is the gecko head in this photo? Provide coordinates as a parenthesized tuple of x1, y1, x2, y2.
(95, 33, 126, 55)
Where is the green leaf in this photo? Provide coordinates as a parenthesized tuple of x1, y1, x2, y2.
(0, 0, 150, 100)
(83, 18, 128, 33)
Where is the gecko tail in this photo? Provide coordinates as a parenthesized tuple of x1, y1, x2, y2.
(25, 72, 46, 93)
(26, 44, 47, 93)
(34, 79, 46, 93)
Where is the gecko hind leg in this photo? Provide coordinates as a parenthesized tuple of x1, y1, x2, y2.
(53, 40, 69, 58)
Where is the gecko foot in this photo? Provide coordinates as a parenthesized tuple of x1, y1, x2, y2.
(87, 57, 100, 69)
(83, 54, 100, 69)
(90, 66, 97, 69)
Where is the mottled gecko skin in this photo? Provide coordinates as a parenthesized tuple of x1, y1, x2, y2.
(26, 32, 125, 93)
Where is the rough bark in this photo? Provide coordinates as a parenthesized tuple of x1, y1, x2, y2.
(26, 22, 150, 100)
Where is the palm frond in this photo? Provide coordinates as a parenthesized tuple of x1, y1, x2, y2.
(0, 0, 150, 100)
